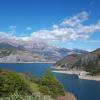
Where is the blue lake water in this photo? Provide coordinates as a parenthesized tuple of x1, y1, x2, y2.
(0, 63, 100, 100)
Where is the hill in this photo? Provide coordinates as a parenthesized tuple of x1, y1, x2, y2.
(54, 48, 100, 75)
(0, 69, 76, 100)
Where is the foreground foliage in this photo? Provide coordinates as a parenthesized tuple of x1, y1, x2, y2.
(39, 70, 65, 97)
(0, 70, 39, 96)
(0, 92, 54, 100)
(0, 69, 65, 98)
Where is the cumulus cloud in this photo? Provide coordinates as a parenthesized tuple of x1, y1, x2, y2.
(61, 11, 88, 27)
(31, 11, 100, 42)
(0, 11, 100, 44)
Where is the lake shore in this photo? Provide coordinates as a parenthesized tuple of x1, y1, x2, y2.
(52, 70, 100, 81)
(0, 62, 56, 64)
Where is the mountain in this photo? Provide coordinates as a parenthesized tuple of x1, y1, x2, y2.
(54, 48, 100, 75)
(17, 40, 87, 61)
(0, 42, 88, 62)
(0, 42, 26, 51)
(0, 43, 48, 62)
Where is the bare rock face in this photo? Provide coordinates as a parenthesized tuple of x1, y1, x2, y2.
(0, 42, 88, 62)
(54, 54, 82, 69)
(56, 92, 77, 100)
(0, 47, 47, 63)
(54, 48, 100, 74)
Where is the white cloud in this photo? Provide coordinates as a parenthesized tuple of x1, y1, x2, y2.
(0, 11, 100, 45)
(61, 11, 88, 27)
(26, 27, 32, 31)
(52, 25, 59, 29)
(31, 11, 100, 42)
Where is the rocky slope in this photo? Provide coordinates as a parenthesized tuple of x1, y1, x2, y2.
(0, 50, 47, 63)
(54, 48, 100, 75)
(0, 42, 87, 62)
(0, 43, 47, 62)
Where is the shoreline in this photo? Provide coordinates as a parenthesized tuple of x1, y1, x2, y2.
(52, 70, 100, 82)
(0, 62, 56, 64)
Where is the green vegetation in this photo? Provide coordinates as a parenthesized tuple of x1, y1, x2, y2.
(0, 69, 65, 99)
(0, 70, 39, 96)
(39, 70, 65, 98)
(74, 58, 100, 75)
(0, 92, 54, 100)
(84, 60, 100, 75)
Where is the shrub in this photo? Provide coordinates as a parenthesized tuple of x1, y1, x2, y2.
(0, 70, 39, 96)
(0, 69, 65, 98)
(39, 70, 65, 98)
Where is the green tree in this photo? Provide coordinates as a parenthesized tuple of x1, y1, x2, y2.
(39, 69, 65, 98)
(0, 70, 39, 96)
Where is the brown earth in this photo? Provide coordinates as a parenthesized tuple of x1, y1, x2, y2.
(56, 92, 77, 100)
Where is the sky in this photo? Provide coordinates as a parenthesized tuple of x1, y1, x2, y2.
(0, 0, 100, 51)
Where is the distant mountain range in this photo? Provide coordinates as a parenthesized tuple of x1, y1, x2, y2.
(54, 48, 100, 75)
(0, 41, 88, 63)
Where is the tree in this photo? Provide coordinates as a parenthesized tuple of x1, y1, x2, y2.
(39, 69, 65, 98)
(0, 70, 39, 96)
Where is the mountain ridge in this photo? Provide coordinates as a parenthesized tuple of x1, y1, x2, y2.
(54, 48, 100, 75)
(0, 42, 88, 62)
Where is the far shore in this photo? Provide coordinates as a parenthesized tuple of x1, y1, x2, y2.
(0, 62, 56, 64)
(52, 69, 100, 82)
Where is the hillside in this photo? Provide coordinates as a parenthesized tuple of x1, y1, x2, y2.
(0, 43, 48, 62)
(0, 69, 76, 100)
(54, 48, 100, 75)
(0, 42, 87, 62)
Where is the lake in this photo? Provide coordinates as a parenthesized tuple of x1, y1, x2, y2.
(0, 63, 100, 100)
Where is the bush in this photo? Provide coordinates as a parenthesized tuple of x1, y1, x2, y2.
(0, 70, 39, 96)
(0, 69, 65, 98)
(39, 70, 65, 98)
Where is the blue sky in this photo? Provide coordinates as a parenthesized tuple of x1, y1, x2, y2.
(0, 0, 100, 51)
